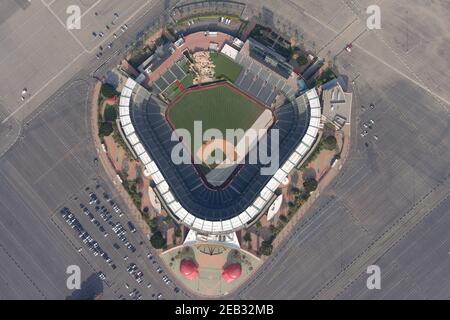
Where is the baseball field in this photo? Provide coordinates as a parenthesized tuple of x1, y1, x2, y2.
(166, 82, 267, 170)
(167, 83, 264, 140)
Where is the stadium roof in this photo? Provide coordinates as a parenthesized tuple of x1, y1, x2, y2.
(221, 44, 239, 60)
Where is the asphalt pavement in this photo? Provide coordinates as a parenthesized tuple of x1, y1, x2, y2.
(0, 0, 449, 300)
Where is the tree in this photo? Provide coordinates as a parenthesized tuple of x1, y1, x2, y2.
(163, 215, 173, 224)
(148, 217, 158, 233)
(297, 55, 308, 66)
(322, 135, 337, 151)
(100, 83, 118, 98)
(290, 187, 301, 195)
(260, 241, 273, 256)
(98, 122, 113, 137)
(150, 231, 166, 249)
(243, 232, 251, 243)
(303, 178, 318, 193)
(103, 105, 117, 122)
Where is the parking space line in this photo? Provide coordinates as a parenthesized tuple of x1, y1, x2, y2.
(86, 0, 153, 54)
(1, 51, 85, 124)
(290, 1, 450, 109)
(40, 0, 90, 53)
(76, 0, 103, 22)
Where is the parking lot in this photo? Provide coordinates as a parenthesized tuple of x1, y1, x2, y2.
(0, 0, 155, 124)
(54, 180, 184, 300)
(43, 0, 151, 53)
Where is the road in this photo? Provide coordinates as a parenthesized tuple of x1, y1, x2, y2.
(0, 0, 449, 300)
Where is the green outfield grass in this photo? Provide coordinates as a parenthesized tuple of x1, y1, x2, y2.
(167, 83, 263, 139)
(210, 52, 242, 83)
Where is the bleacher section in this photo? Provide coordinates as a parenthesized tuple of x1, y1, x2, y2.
(234, 52, 297, 105)
(247, 38, 294, 79)
(119, 76, 321, 234)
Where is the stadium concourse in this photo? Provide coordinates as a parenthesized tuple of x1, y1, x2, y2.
(116, 31, 322, 235)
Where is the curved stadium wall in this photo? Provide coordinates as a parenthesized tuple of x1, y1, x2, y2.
(118, 77, 321, 235)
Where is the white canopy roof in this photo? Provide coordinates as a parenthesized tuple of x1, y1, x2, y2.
(125, 78, 137, 90)
(306, 89, 318, 100)
(133, 143, 145, 156)
(139, 152, 152, 165)
(120, 115, 131, 126)
(122, 123, 135, 135)
(119, 106, 129, 116)
(120, 96, 130, 107)
(121, 87, 133, 98)
(127, 133, 139, 146)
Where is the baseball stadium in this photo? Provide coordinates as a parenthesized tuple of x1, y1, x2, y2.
(118, 31, 321, 235)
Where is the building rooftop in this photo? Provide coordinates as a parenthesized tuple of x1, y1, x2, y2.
(322, 76, 353, 127)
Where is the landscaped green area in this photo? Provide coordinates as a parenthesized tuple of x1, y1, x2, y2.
(163, 73, 194, 100)
(167, 83, 263, 139)
(210, 53, 242, 83)
(316, 68, 336, 86)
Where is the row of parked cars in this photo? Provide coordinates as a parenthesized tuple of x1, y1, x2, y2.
(112, 222, 137, 253)
(127, 262, 144, 284)
(60, 207, 116, 270)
